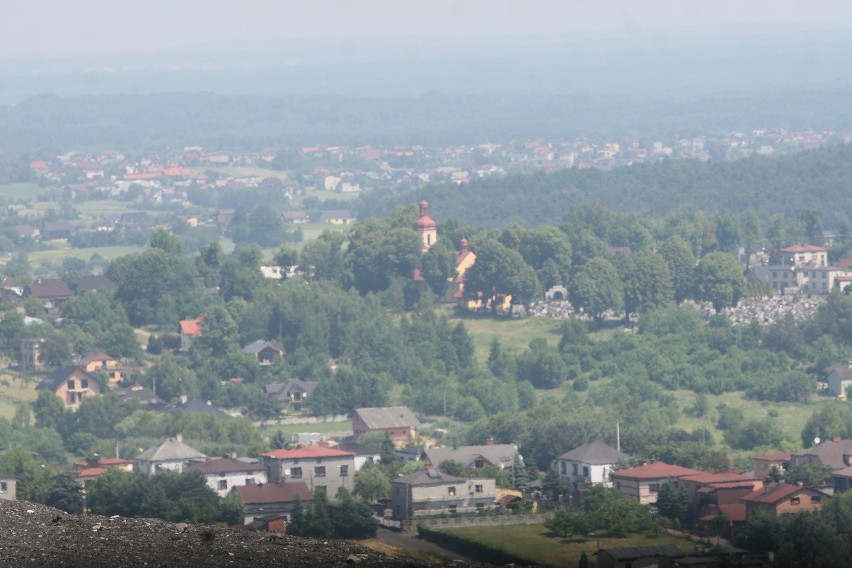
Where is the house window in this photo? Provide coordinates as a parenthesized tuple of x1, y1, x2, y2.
(290, 467, 303, 479)
(0, 482, 6, 492)
(811, 495, 822, 504)
(572, 464, 578, 475)
(67, 380, 75, 390)
(245, 478, 256, 485)
(448, 486, 456, 496)
(314, 466, 326, 477)
(448, 505, 457, 514)
(790, 497, 801, 505)
(560, 462, 566, 475)
(67, 393, 75, 405)
(476, 503, 484, 510)
(649, 483, 661, 493)
(474, 459, 484, 469)
(81, 379, 89, 389)
(583, 466, 589, 478)
(475, 484, 483, 493)
(217, 480, 227, 490)
(340, 465, 349, 477)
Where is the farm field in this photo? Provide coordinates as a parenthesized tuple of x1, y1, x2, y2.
(435, 524, 695, 567)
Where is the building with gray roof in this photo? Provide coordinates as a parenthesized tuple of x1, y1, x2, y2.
(554, 440, 629, 494)
(390, 468, 496, 520)
(134, 435, 206, 475)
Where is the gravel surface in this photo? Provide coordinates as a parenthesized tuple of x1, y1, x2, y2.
(0, 500, 481, 567)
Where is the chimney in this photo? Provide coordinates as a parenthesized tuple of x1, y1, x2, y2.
(485, 437, 495, 446)
(180, 394, 188, 405)
(834, 436, 842, 443)
(175, 433, 182, 442)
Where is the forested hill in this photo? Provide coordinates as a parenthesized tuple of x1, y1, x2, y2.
(3, 88, 852, 152)
(357, 143, 852, 227)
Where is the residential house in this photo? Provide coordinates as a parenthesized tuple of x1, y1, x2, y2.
(178, 316, 203, 351)
(826, 364, 852, 398)
(553, 440, 629, 493)
(777, 244, 828, 267)
(320, 210, 354, 224)
(335, 441, 381, 471)
(281, 211, 309, 224)
(424, 442, 520, 474)
(36, 366, 102, 410)
(611, 462, 702, 505)
(74, 275, 118, 294)
(390, 468, 496, 520)
(678, 472, 763, 515)
(165, 396, 228, 418)
(187, 457, 267, 497)
(232, 481, 313, 525)
(73, 457, 134, 489)
(396, 447, 423, 463)
(0, 476, 16, 500)
(790, 438, 852, 470)
(832, 466, 852, 493)
(740, 482, 830, 519)
(134, 435, 206, 475)
(0, 277, 22, 303)
(78, 349, 124, 385)
(241, 340, 285, 366)
(752, 451, 791, 480)
(24, 278, 73, 310)
(41, 220, 75, 241)
(264, 379, 318, 411)
(352, 406, 420, 443)
(259, 445, 355, 497)
(114, 384, 166, 411)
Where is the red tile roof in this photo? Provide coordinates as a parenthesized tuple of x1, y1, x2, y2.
(611, 462, 702, 480)
(179, 317, 203, 337)
(233, 482, 312, 505)
(259, 446, 354, 460)
(753, 451, 791, 462)
(75, 467, 108, 478)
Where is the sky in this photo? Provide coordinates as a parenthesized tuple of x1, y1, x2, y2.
(3, 0, 852, 59)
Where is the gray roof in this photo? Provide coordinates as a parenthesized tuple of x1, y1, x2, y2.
(336, 442, 381, 456)
(354, 406, 420, 430)
(392, 468, 466, 486)
(135, 436, 205, 462)
(264, 379, 318, 401)
(424, 444, 519, 469)
(165, 397, 227, 418)
(792, 439, 852, 470)
(556, 440, 629, 465)
(36, 366, 98, 392)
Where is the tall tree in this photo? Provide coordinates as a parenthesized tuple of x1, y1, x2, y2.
(619, 251, 674, 316)
(658, 236, 695, 303)
(464, 239, 540, 313)
(693, 252, 746, 311)
(570, 257, 623, 321)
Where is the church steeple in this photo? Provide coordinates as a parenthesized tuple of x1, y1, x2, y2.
(413, 200, 437, 252)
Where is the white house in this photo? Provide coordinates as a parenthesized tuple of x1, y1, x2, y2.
(186, 457, 267, 497)
(554, 440, 629, 493)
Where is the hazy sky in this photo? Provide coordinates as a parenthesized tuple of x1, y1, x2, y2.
(3, 0, 852, 59)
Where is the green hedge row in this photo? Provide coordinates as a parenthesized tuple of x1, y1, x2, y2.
(416, 525, 539, 566)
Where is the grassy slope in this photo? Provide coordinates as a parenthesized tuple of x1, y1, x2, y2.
(437, 524, 694, 567)
(0, 372, 38, 420)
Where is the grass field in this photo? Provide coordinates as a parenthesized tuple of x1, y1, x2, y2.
(0, 372, 39, 420)
(26, 244, 145, 268)
(443, 308, 565, 361)
(0, 182, 48, 201)
(437, 524, 695, 567)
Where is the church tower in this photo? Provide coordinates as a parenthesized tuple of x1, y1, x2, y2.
(413, 200, 437, 252)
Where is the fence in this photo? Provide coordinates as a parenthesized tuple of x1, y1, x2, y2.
(396, 512, 551, 532)
(254, 414, 349, 427)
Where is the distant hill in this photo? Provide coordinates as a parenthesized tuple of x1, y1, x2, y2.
(356, 143, 852, 227)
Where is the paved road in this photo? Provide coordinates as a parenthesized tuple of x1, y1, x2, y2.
(375, 527, 476, 563)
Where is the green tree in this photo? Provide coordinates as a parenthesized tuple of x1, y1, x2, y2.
(438, 459, 468, 478)
(332, 489, 379, 539)
(658, 235, 696, 303)
(693, 252, 745, 311)
(419, 241, 457, 297)
(741, 210, 761, 269)
(464, 238, 541, 312)
(44, 474, 84, 514)
(353, 462, 391, 501)
(0, 447, 53, 502)
(150, 229, 183, 255)
(570, 257, 623, 321)
(619, 251, 673, 316)
(656, 480, 694, 528)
